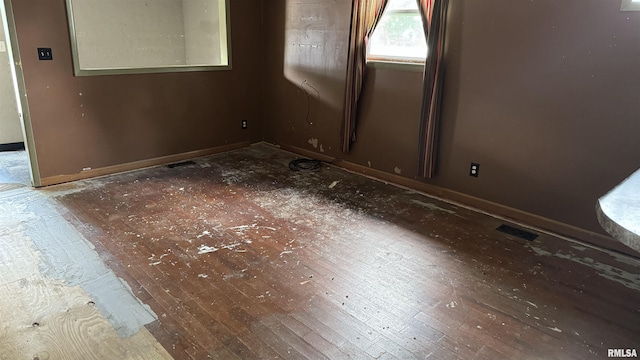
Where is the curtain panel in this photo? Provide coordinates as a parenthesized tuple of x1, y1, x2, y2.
(341, 0, 388, 152)
(417, 0, 449, 178)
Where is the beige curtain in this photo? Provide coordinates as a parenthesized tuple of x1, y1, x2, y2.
(341, 0, 388, 152)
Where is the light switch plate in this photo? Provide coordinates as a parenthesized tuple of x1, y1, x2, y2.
(0, 41, 6, 53)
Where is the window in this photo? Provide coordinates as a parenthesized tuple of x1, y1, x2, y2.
(65, 0, 231, 76)
(367, 0, 427, 64)
(621, 0, 640, 11)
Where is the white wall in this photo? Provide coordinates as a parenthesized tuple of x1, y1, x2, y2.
(183, 0, 223, 65)
(71, 0, 228, 69)
(0, 15, 22, 145)
(73, 0, 186, 69)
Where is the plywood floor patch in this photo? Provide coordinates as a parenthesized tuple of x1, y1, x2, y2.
(0, 277, 170, 359)
(0, 188, 172, 359)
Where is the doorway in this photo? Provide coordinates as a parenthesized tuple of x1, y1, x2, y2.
(0, 0, 38, 188)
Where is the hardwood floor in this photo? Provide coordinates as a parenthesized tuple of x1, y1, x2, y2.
(43, 143, 640, 359)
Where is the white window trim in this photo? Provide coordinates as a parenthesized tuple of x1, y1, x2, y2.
(367, 60, 425, 72)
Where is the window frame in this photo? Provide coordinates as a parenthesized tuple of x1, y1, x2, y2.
(65, 0, 233, 77)
(366, 5, 427, 66)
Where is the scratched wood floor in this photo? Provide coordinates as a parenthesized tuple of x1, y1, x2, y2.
(51, 143, 640, 359)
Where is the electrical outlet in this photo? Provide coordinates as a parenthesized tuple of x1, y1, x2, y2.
(241, 120, 247, 129)
(469, 163, 479, 177)
(37, 48, 52, 60)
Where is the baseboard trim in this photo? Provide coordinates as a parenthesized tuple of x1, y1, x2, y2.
(276, 143, 638, 257)
(40, 142, 251, 187)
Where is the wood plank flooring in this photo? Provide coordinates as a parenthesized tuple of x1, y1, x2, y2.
(46, 143, 640, 359)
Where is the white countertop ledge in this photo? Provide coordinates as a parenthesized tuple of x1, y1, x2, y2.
(597, 168, 640, 253)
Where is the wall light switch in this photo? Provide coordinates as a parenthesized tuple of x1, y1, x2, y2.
(38, 48, 53, 60)
(0, 41, 6, 53)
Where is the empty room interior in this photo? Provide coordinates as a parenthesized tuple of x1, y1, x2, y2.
(1, 0, 639, 359)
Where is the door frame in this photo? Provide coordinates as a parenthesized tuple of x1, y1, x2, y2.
(1, 0, 40, 186)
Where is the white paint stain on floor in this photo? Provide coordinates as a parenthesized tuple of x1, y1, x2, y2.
(198, 245, 219, 254)
(197, 230, 211, 238)
(229, 224, 277, 232)
(526, 301, 539, 308)
(530, 245, 640, 291)
(411, 199, 456, 215)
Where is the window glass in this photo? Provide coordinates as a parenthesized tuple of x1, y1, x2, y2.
(621, 0, 640, 11)
(368, 0, 427, 63)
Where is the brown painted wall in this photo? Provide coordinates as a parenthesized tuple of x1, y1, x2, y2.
(433, 0, 640, 235)
(11, 0, 263, 179)
(262, 0, 351, 155)
(263, 0, 640, 236)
